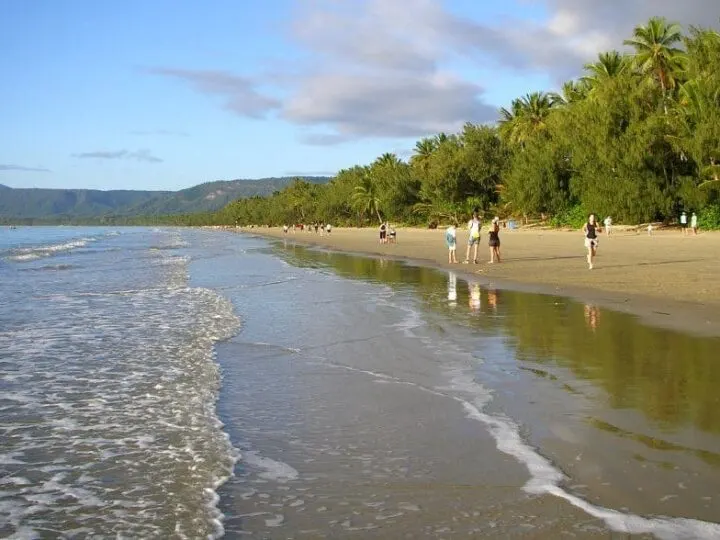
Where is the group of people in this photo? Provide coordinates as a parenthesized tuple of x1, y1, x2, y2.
(680, 211, 699, 235)
(444, 210, 502, 265)
(284, 222, 332, 235)
(379, 222, 397, 244)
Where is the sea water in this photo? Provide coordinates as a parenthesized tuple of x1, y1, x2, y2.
(3, 227, 720, 539)
(1, 227, 238, 538)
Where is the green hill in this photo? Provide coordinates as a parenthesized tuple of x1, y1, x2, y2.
(0, 177, 330, 220)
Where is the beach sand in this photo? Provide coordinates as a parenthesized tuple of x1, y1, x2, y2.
(240, 226, 720, 337)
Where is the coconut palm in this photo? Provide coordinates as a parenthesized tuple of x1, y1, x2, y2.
(498, 92, 556, 146)
(624, 17, 687, 97)
(581, 51, 628, 90)
(351, 170, 383, 224)
(550, 80, 589, 106)
(374, 152, 402, 168)
(410, 138, 437, 174)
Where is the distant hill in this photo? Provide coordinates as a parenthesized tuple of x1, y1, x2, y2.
(0, 177, 331, 220)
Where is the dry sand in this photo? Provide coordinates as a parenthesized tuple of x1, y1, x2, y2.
(238, 226, 720, 337)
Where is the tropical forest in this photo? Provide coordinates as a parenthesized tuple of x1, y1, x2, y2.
(178, 18, 720, 229)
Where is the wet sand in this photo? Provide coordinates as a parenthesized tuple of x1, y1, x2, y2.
(239, 226, 720, 337)
(198, 231, 720, 539)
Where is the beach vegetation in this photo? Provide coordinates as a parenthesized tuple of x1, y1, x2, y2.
(203, 17, 720, 230)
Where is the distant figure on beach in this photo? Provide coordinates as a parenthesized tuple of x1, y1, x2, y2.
(647, 223, 654, 236)
(314, 222, 319, 234)
(388, 225, 397, 243)
(488, 217, 501, 263)
(326, 223, 332, 235)
(582, 213, 600, 270)
(379, 222, 387, 244)
(283, 225, 289, 234)
(463, 209, 481, 264)
(680, 211, 688, 235)
(604, 216, 612, 236)
(691, 212, 698, 235)
(445, 223, 457, 263)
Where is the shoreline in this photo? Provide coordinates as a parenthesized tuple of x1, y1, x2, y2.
(234, 226, 720, 338)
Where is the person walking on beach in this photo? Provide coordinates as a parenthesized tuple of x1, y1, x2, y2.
(603, 216, 612, 236)
(445, 223, 458, 263)
(488, 217, 501, 263)
(326, 223, 332, 235)
(691, 212, 698, 235)
(680, 211, 688, 235)
(583, 213, 600, 270)
(464, 210, 481, 264)
(379, 222, 387, 244)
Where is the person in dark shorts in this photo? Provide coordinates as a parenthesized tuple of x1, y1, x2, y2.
(379, 222, 387, 243)
(488, 217, 501, 263)
(582, 213, 600, 270)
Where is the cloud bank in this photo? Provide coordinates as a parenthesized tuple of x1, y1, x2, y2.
(73, 149, 163, 163)
(0, 164, 51, 173)
(151, 0, 719, 144)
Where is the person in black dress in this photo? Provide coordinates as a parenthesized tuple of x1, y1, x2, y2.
(488, 217, 501, 263)
(582, 213, 601, 270)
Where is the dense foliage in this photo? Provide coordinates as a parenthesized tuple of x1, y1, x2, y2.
(215, 18, 720, 229)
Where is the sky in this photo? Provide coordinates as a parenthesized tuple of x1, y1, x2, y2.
(1, 0, 718, 191)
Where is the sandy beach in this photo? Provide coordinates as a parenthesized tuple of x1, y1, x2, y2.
(239, 226, 720, 337)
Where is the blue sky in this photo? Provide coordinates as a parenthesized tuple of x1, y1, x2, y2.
(1, 0, 715, 191)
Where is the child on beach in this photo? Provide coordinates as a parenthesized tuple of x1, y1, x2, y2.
(582, 213, 600, 270)
(463, 210, 481, 264)
(379, 222, 387, 243)
(488, 217, 501, 263)
(647, 223, 653, 236)
(691, 212, 698, 235)
(604, 216, 612, 236)
(445, 223, 457, 263)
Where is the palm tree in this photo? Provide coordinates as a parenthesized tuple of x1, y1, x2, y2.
(351, 170, 383, 224)
(410, 138, 437, 174)
(375, 152, 401, 168)
(550, 80, 589, 106)
(624, 17, 687, 100)
(498, 92, 556, 146)
(581, 51, 628, 90)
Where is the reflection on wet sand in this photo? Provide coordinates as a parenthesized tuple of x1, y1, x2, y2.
(468, 282, 481, 311)
(487, 289, 498, 312)
(447, 271, 457, 306)
(272, 243, 720, 529)
(584, 304, 600, 331)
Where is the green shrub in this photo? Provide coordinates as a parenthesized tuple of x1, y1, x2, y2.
(549, 205, 590, 228)
(698, 204, 720, 230)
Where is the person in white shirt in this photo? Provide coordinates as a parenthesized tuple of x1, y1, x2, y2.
(603, 216, 612, 236)
(680, 212, 688, 235)
(691, 213, 698, 235)
(463, 210, 481, 264)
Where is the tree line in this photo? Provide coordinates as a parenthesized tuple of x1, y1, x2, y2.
(122, 17, 720, 230)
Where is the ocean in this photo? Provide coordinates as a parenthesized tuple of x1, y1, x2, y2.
(2, 227, 720, 539)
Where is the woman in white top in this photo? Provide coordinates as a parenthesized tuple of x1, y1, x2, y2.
(463, 210, 481, 264)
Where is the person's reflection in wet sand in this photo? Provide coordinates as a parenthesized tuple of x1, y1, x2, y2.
(487, 289, 498, 313)
(469, 282, 481, 312)
(447, 271, 457, 307)
(584, 304, 600, 331)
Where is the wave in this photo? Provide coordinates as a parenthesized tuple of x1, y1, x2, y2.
(2, 231, 126, 263)
(319, 360, 720, 540)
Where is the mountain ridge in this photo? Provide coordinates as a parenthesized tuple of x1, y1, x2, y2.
(0, 176, 331, 220)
